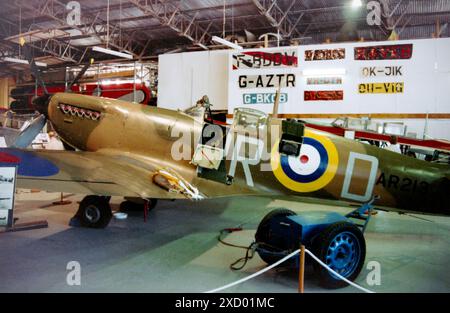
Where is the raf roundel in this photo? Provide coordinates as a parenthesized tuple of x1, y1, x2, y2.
(271, 130, 339, 193)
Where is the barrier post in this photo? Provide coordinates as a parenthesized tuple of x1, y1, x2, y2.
(144, 200, 148, 223)
(299, 245, 305, 293)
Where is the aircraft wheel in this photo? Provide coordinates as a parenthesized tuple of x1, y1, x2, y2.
(313, 221, 366, 289)
(255, 208, 297, 265)
(78, 196, 112, 228)
(120, 198, 158, 212)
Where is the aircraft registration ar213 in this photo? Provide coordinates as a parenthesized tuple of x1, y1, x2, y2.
(0, 91, 448, 228)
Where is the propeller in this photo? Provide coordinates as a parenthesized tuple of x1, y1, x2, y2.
(23, 45, 51, 117)
(66, 59, 93, 92)
(12, 45, 93, 148)
(24, 47, 93, 117)
(24, 46, 48, 96)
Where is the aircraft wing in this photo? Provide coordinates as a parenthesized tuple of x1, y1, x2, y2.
(0, 148, 188, 199)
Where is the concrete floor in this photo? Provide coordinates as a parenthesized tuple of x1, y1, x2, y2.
(0, 190, 449, 293)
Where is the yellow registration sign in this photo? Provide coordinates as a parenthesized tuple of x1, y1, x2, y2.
(358, 82, 404, 94)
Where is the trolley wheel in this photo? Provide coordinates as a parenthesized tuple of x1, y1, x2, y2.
(313, 221, 366, 289)
(255, 208, 297, 265)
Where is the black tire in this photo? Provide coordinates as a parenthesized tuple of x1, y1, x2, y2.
(312, 221, 366, 289)
(119, 198, 158, 212)
(255, 208, 297, 265)
(78, 196, 112, 228)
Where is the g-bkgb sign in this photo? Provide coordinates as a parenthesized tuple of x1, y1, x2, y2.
(243, 93, 288, 105)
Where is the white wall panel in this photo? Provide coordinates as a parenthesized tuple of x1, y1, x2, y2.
(158, 38, 450, 140)
(158, 53, 184, 110)
(158, 50, 228, 110)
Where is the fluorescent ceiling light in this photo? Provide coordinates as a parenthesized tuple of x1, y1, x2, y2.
(302, 68, 347, 76)
(101, 79, 142, 85)
(212, 36, 243, 50)
(352, 0, 363, 8)
(92, 46, 133, 59)
(3, 57, 47, 67)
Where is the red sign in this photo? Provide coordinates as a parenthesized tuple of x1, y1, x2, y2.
(304, 91, 344, 101)
(305, 49, 345, 61)
(232, 49, 298, 70)
(354, 44, 413, 60)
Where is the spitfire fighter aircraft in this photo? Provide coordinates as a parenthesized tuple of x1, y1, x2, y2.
(2, 91, 447, 215)
(1, 57, 449, 287)
(1, 90, 449, 285)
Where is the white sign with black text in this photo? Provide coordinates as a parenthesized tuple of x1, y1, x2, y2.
(0, 167, 17, 227)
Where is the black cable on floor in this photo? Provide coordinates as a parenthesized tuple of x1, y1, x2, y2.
(217, 227, 257, 270)
(229, 242, 257, 270)
(218, 228, 248, 249)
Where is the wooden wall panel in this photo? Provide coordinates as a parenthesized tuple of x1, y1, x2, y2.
(0, 78, 15, 109)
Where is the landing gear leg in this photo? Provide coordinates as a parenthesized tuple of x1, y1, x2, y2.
(144, 200, 149, 223)
(119, 198, 158, 223)
(119, 198, 158, 213)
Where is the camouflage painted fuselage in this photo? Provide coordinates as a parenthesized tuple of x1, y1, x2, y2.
(13, 93, 450, 216)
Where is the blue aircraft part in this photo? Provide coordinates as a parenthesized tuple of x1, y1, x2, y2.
(12, 115, 47, 149)
(0, 148, 59, 177)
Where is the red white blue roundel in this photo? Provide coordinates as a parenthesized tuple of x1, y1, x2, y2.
(280, 137, 328, 183)
(271, 131, 339, 192)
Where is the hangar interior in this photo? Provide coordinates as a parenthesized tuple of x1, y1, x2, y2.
(0, 0, 449, 293)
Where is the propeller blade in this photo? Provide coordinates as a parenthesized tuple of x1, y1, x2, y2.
(66, 62, 91, 91)
(11, 115, 47, 148)
(23, 46, 48, 95)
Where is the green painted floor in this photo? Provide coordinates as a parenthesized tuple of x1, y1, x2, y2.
(0, 191, 449, 293)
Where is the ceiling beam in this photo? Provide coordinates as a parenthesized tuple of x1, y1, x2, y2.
(251, 0, 304, 38)
(128, 0, 215, 49)
(13, 0, 145, 58)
